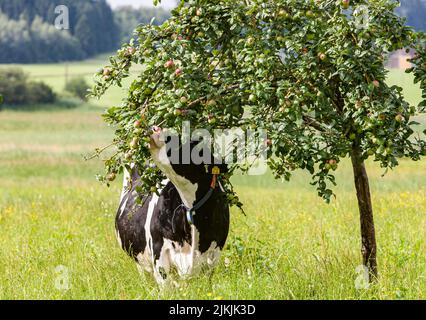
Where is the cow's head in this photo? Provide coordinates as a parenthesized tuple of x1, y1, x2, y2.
(149, 126, 227, 207)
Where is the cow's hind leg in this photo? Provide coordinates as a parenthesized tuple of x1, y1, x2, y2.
(153, 244, 171, 286)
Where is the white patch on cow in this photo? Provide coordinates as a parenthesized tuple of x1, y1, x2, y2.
(118, 164, 135, 218)
(116, 229, 122, 248)
(160, 178, 170, 190)
(136, 252, 152, 273)
(118, 196, 129, 219)
(144, 193, 159, 262)
(119, 168, 130, 202)
(120, 164, 135, 201)
(149, 225, 221, 283)
(190, 239, 221, 276)
(153, 241, 172, 285)
(150, 144, 198, 208)
(167, 239, 194, 276)
(164, 225, 200, 277)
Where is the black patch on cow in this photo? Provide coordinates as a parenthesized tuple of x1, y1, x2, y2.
(116, 166, 146, 257)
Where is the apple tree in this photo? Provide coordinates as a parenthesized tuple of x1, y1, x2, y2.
(91, 0, 426, 280)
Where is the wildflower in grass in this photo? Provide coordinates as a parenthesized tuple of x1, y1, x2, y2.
(224, 257, 231, 268)
(247, 268, 252, 278)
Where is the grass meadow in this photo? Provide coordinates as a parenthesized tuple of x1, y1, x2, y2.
(0, 59, 425, 300)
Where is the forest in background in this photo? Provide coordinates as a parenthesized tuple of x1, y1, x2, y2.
(0, 0, 170, 63)
(0, 0, 118, 63)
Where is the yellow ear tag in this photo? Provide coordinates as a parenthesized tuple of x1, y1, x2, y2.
(212, 166, 220, 175)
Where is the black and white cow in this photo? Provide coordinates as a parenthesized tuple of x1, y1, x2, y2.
(115, 127, 230, 284)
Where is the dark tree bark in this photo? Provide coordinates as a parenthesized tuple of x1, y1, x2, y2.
(351, 143, 378, 280)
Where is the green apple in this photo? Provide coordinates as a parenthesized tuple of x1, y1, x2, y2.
(306, 10, 314, 18)
(206, 99, 217, 107)
(106, 173, 116, 182)
(278, 9, 289, 19)
(246, 37, 255, 46)
(395, 114, 404, 122)
(208, 115, 217, 124)
(355, 101, 363, 109)
(248, 94, 257, 103)
(130, 138, 138, 149)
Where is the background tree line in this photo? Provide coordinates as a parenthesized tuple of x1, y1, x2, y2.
(0, 0, 423, 63)
(0, 0, 170, 63)
(114, 6, 171, 43)
(0, 0, 118, 63)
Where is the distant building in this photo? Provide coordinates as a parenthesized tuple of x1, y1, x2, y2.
(387, 49, 416, 70)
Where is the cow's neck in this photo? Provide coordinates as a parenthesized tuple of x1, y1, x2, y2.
(150, 146, 199, 209)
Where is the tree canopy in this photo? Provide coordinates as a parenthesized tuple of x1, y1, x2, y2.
(93, 0, 426, 200)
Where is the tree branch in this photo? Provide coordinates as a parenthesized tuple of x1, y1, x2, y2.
(187, 84, 240, 107)
(302, 115, 326, 132)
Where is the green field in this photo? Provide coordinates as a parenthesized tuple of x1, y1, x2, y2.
(0, 58, 425, 299)
(3, 55, 138, 108)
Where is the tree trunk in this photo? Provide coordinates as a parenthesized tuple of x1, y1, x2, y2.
(351, 144, 378, 280)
